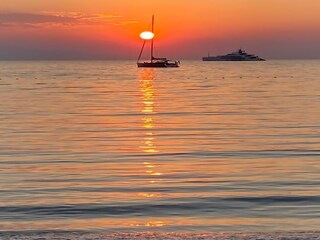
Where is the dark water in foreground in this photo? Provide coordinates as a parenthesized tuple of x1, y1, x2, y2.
(0, 60, 319, 236)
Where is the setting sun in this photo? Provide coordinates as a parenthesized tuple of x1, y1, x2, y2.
(140, 31, 154, 40)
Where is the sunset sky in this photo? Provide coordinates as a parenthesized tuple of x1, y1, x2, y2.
(1, 0, 320, 60)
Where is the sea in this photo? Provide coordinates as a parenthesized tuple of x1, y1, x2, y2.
(0, 60, 319, 239)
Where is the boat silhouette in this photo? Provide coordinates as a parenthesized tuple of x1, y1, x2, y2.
(203, 49, 265, 61)
(137, 15, 180, 68)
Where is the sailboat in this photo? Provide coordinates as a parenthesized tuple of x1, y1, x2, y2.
(137, 15, 180, 68)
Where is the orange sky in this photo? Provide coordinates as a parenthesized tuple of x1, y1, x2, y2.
(1, 0, 320, 59)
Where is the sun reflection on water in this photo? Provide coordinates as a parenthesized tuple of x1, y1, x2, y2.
(137, 69, 164, 212)
(139, 70, 158, 154)
(139, 69, 163, 174)
(130, 220, 166, 227)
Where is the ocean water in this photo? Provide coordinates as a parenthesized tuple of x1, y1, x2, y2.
(0, 60, 319, 238)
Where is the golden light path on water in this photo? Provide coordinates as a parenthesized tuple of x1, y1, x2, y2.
(137, 68, 165, 228)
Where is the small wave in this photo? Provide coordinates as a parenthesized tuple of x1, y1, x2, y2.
(1, 195, 319, 220)
(223, 195, 320, 203)
(1, 231, 320, 240)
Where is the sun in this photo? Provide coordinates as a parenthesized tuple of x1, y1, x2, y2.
(140, 31, 154, 40)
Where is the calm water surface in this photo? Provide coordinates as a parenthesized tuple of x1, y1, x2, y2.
(0, 60, 319, 234)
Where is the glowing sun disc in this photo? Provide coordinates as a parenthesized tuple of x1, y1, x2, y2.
(140, 31, 154, 40)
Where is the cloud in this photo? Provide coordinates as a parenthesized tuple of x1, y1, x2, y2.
(0, 12, 74, 24)
(0, 12, 137, 28)
(114, 20, 139, 26)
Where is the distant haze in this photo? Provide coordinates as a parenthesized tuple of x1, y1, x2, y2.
(1, 0, 320, 60)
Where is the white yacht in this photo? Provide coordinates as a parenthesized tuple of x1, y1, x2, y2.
(203, 49, 265, 61)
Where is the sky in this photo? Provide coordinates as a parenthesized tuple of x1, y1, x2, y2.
(0, 0, 320, 60)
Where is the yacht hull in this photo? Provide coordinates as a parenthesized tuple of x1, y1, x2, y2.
(202, 57, 265, 61)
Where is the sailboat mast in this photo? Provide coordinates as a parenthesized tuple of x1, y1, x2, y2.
(151, 15, 154, 61)
(137, 40, 146, 63)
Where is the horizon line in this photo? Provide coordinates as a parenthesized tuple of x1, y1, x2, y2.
(1, 58, 320, 61)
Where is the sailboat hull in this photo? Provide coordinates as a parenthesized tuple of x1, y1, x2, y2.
(137, 61, 179, 68)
